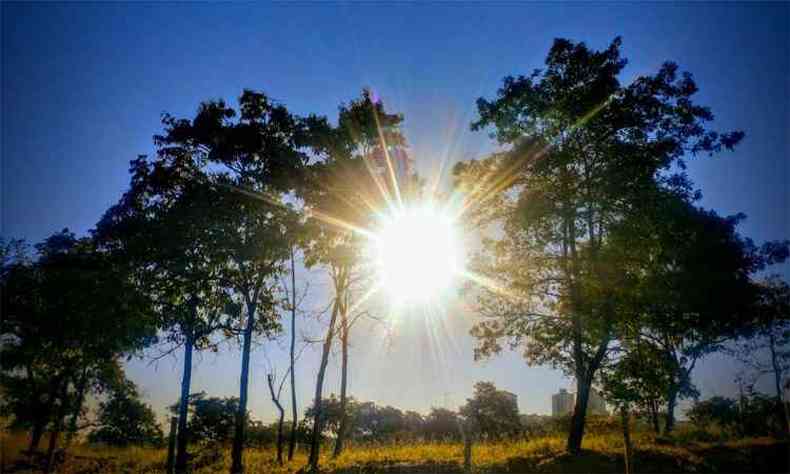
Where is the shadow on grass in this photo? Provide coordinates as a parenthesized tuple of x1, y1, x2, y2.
(326, 440, 789, 474)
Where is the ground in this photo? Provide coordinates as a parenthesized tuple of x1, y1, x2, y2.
(2, 432, 788, 473)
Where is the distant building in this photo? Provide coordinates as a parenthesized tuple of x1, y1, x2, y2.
(551, 388, 608, 417)
(552, 388, 575, 417)
(502, 390, 518, 411)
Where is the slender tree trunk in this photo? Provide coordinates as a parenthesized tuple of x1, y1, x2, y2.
(166, 417, 178, 474)
(288, 247, 298, 462)
(649, 399, 660, 434)
(308, 300, 340, 472)
(30, 382, 59, 452)
(769, 332, 783, 403)
(65, 367, 89, 448)
(45, 384, 69, 474)
(460, 418, 473, 472)
(620, 406, 633, 474)
(665, 384, 677, 434)
(45, 422, 62, 474)
(231, 300, 257, 474)
(175, 327, 195, 474)
(768, 332, 790, 435)
(267, 374, 285, 465)
(333, 293, 350, 458)
(29, 419, 46, 452)
(277, 412, 285, 465)
(567, 375, 592, 454)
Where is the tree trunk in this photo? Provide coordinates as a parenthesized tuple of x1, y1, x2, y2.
(45, 424, 62, 474)
(333, 294, 350, 458)
(460, 419, 473, 471)
(620, 406, 633, 474)
(30, 381, 59, 452)
(267, 374, 285, 466)
(288, 247, 298, 462)
(175, 328, 195, 474)
(29, 419, 45, 452)
(45, 386, 69, 474)
(649, 399, 660, 434)
(166, 417, 178, 474)
(768, 332, 790, 435)
(567, 375, 592, 454)
(231, 301, 257, 474)
(65, 367, 89, 448)
(276, 409, 285, 465)
(665, 384, 678, 434)
(308, 300, 340, 472)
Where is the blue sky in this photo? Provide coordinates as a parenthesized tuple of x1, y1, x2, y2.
(3, 2, 788, 421)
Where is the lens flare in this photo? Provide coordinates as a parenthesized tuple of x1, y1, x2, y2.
(372, 203, 463, 305)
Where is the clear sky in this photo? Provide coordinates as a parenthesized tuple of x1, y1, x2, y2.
(3, 2, 788, 422)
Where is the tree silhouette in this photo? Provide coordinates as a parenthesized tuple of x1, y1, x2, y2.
(456, 36, 745, 453)
(300, 89, 409, 468)
(728, 277, 790, 434)
(459, 381, 521, 440)
(149, 89, 317, 473)
(96, 156, 234, 474)
(1, 230, 156, 468)
(89, 380, 163, 447)
(610, 193, 788, 432)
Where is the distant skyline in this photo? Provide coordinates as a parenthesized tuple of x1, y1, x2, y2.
(3, 2, 788, 422)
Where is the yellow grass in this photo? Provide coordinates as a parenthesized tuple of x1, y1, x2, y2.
(2, 430, 787, 473)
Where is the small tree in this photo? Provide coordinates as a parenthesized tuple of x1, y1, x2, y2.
(89, 382, 163, 447)
(728, 277, 790, 434)
(422, 408, 461, 441)
(687, 396, 739, 433)
(459, 382, 521, 440)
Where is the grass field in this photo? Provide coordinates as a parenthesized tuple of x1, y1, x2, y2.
(2, 431, 788, 473)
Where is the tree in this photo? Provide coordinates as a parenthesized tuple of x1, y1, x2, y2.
(303, 394, 356, 440)
(613, 194, 789, 433)
(96, 155, 234, 474)
(286, 247, 300, 461)
(1, 231, 156, 463)
(300, 89, 410, 467)
(266, 371, 287, 465)
(455, 37, 744, 453)
(89, 382, 163, 447)
(150, 90, 316, 473)
(729, 277, 790, 434)
(687, 396, 739, 432)
(173, 393, 242, 446)
(422, 408, 461, 441)
(459, 382, 521, 440)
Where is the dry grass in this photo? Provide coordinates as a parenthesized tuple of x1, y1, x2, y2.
(2, 430, 787, 473)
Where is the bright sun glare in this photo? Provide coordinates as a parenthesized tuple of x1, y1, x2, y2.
(373, 203, 462, 304)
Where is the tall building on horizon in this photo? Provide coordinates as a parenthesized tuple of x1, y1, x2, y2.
(552, 388, 575, 417)
(551, 388, 608, 417)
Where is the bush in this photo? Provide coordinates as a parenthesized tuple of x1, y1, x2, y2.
(88, 385, 163, 447)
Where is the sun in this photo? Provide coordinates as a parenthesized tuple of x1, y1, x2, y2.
(372, 203, 463, 304)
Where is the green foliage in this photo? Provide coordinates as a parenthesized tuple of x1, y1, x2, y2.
(89, 382, 163, 447)
(729, 277, 790, 400)
(687, 396, 739, 431)
(303, 395, 470, 442)
(421, 408, 461, 441)
(459, 381, 522, 440)
(1, 230, 157, 444)
(688, 393, 787, 438)
(454, 36, 762, 451)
